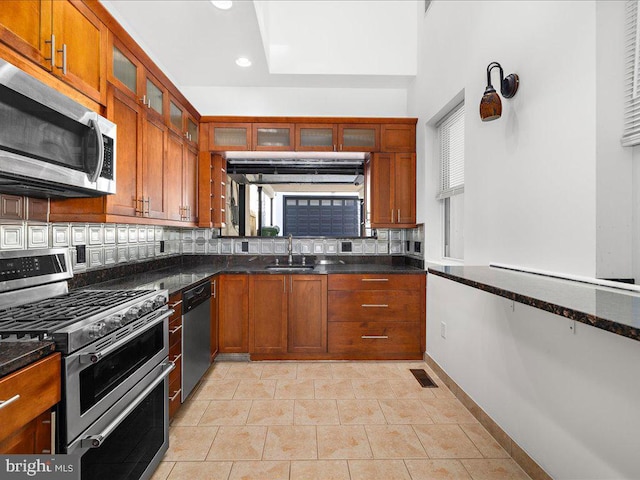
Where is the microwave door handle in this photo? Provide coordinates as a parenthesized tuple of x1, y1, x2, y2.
(87, 117, 104, 184)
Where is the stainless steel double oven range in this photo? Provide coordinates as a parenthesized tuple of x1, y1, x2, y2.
(0, 249, 174, 480)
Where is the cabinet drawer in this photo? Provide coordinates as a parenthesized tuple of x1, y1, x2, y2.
(168, 377, 181, 419)
(169, 317, 182, 348)
(328, 322, 421, 355)
(328, 274, 424, 291)
(169, 337, 181, 361)
(328, 290, 422, 322)
(0, 354, 61, 443)
(169, 297, 183, 319)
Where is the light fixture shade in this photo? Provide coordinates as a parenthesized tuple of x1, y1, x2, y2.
(479, 87, 502, 121)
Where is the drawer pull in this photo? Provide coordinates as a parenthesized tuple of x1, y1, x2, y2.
(0, 394, 20, 410)
(169, 300, 183, 308)
(361, 335, 389, 339)
(171, 353, 182, 363)
(361, 304, 389, 308)
(169, 325, 182, 335)
(169, 389, 182, 402)
(361, 278, 389, 282)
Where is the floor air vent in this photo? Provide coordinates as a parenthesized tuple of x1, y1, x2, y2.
(410, 369, 438, 388)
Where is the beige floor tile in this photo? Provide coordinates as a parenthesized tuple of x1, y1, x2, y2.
(166, 461, 233, 480)
(337, 399, 386, 425)
(195, 379, 240, 400)
(413, 424, 483, 459)
(365, 425, 427, 459)
(165, 426, 218, 461)
(199, 400, 252, 425)
(296, 362, 333, 379)
(290, 460, 350, 480)
(204, 362, 230, 379)
(460, 424, 510, 458)
(330, 363, 367, 379)
(460, 459, 531, 480)
(274, 379, 315, 399)
(360, 363, 405, 379)
(388, 377, 437, 399)
(261, 363, 298, 379)
(294, 399, 340, 425)
(420, 398, 479, 424)
(224, 362, 264, 379)
(314, 379, 355, 399)
(378, 398, 434, 425)
(404, 459, 473, 480)
(348, 459, 412, 480)
(432, 386, 457, 399)
(351, 379, 396, 399)
(233, 380, 277, 399)
(149, 461, 174, 480)
(246, 400, 295, 425)
(263, 425, 318, 460)
(317, 425, 373, 459)
(228, 461, 290, 480)
(171, 399, 209, 426)
(206, 426, 267, 461)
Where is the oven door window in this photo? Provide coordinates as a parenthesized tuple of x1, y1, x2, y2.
(79, 323, 163, 414)
(80, 381, 165, 480)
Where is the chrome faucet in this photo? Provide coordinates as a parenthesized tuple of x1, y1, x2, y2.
(287, 234, 293, 265)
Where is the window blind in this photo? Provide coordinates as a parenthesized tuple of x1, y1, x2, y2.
(437, 102, 465, 199)
(623, 0, 640, 146)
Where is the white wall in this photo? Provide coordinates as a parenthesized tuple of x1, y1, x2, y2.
(409, 1, 600, 276)
(182, 86, 407, 117)
(427, 275, 640, 479)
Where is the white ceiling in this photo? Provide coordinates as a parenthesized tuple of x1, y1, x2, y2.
(99, 0, 417, 92)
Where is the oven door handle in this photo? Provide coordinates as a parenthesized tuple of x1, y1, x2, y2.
(80, 361, 175, 449)
(79, 309, 174, 365)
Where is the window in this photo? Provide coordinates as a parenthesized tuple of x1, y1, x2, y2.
(437, 102, 464, 259)
(623, 0, 640, 146)
(283, 196, 360, 237)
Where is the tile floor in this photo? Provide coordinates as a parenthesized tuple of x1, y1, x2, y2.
(151, 361, 531, 480)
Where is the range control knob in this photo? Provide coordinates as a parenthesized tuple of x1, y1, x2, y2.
(152, 295, 166, 309)
(105, 314, 123, 330)
(140, 300, 154, 315)
(123, 306, 141, 323)
(85, 322, 106, 340)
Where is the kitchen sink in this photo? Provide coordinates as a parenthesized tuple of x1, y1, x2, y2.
(264, 264, 315, 272)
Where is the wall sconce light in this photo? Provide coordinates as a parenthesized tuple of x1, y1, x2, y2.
(479, 62, 519, 121)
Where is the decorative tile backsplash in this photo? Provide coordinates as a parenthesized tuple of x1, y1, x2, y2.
(0, 221, 424, 273)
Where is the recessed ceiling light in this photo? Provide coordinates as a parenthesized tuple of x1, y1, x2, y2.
(235, 57, 252, 67)
(210, 1, 232, 10)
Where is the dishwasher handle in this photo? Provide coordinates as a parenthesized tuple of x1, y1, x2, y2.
(182, 281, 211, 312)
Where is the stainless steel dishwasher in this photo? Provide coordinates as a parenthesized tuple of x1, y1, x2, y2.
(182, 281, 211, 401)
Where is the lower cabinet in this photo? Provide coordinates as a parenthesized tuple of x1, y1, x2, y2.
(210, 275, 219, 361)
(168, 293, 182, 420)
(218, 274, 249, 353)
(327, 273, 425, 360)
(0, 353, 61, 454)
(249, 274, 327, 356)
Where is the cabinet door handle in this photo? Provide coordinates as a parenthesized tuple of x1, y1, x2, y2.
(391, 209, 395, 223)
(398, 209, 401, 222)
(56, 43, 67, 75)
(169, 389, 181, 402)
(0, 394, 20, 410)
(361, 278, 388, 282)
(361, 335, 389, 339)
(45, 34, 56, 70)
(169, 325, 182, 335)
(361, 304, 388, 308)
(169, 300, 183, 308)
(171, 353, 182, 363)
(212, 280, 216, 298)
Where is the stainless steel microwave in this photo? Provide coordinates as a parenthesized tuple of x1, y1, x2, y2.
(0, 59, 116, 198)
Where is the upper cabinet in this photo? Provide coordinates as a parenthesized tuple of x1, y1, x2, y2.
(252, 123, 294, 151)
(381, 124, 416, 153)
(209, 123, 252, 151)
(0, 0, 106, 103)
(338, 124, 380, 152)
(295, 124, 338, 152)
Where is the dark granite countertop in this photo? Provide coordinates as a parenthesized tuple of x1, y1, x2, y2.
(0, 341, 56, 378)
(86, 262, 425, 295)
(427, 265, 640, 343)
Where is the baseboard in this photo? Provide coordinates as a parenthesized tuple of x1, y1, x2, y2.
(424, 353, 553, 480)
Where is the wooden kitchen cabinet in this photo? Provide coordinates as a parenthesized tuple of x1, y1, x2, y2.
(209, 123, 252, 151)
(288, 275, 327, 354)
(218, 274, 249, 353)
(167, 132, 198, 222)
(381, 123, 416, 153)
(0, 353, 61, 454)
(252, 123, 294, 151)
(210, 275, 219, 361)
(168, 293, 182, 419)
(369, 152, 416, 227)
(0, 0, 106, 104)
(327, 274, 424, 360)
(338, 124, 380, 152)
(295, 123, 338, 151)
(249, 275, 288, 354)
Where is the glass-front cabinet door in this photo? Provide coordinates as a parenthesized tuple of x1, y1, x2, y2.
(186, 117, 198, 145)
(209, 123, 251, 151)
(145, 76, 164, 116)
(109, 41, 142, 99)
(295, 124, 338, 151)
(338, 124, 380, 152)
(252, 123, 294, 151)
(169, 100, 183, 133)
